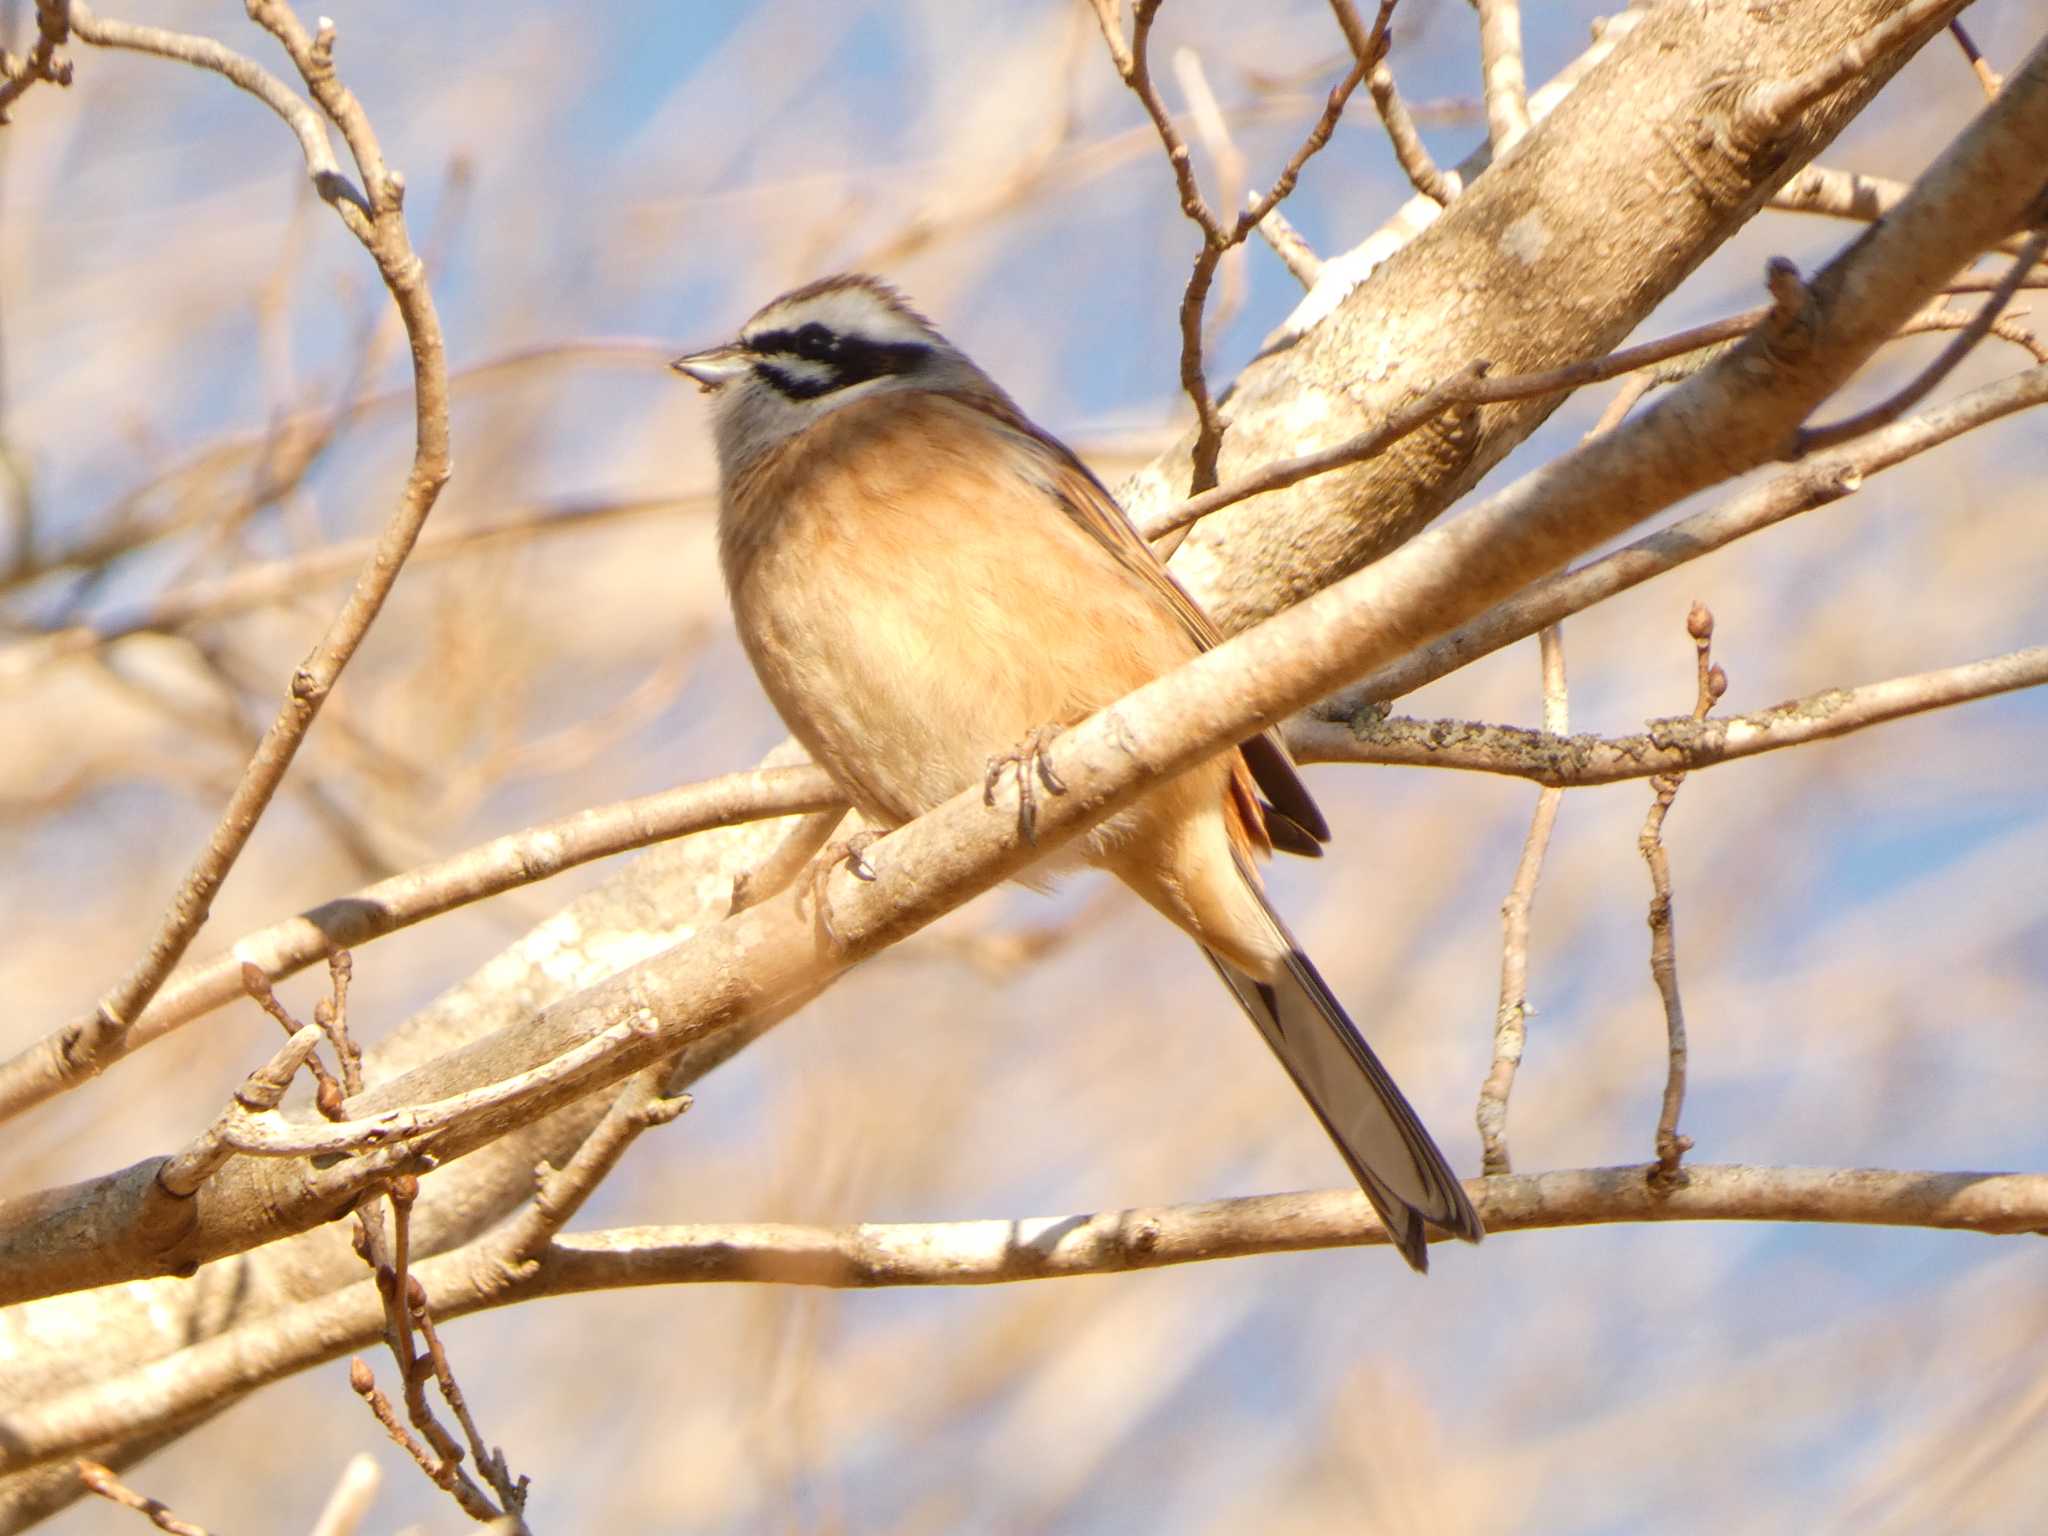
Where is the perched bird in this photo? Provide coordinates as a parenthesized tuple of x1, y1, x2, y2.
(673, 274, 1482, 1270)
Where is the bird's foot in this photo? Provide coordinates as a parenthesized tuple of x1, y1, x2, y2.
(983, 725, 1068, 846)
(796, 829, 881, 950)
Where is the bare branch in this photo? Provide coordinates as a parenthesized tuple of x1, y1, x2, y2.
(0, 0, 72, 122)
(1142, 306, 1771, 542)
(1294, 646, 2048, 785)
(61, 1, 449, 1093)
(1769, 164, 2042, 263)
(1745, 0, 1961, 132)
(1479, 623, 1565, 1176)
(1095, 0, 1382, 492)
(65, 2, 368, 217)
(156, 1024, 326, 1197)
(1474, 0, 1530, 151)
(9, 1164, 2048, 1475)
(1316, 358, 2048, 715)
(1368, 59, 1456, 205)
(1794, 227, 2048, 454)
(2, 494, 694, 682)
(1268, 7, 1642, 349)
(1951, 17, 2003, 98)
(492, 1067, 689, 1265)
(74, 1460, 209, 1536)
(1638, 603, 1725, 1183)
(1249, 197, 1323, 287)
(728, 805, 846, 916)
(0, 763, 841, 1123)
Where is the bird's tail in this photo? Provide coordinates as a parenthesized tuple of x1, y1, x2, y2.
(1204, 872, 1483, 1272)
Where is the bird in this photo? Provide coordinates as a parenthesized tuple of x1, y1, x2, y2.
(672, 274, 1482, 1271)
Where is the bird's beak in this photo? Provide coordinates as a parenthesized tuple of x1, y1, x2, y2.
(670, 343, 751, 392)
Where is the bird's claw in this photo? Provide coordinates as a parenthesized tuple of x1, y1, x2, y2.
(984, 726, 1068, 846)
(797, 830, 881, 949)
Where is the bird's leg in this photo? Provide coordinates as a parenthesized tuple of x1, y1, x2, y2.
(796, 828, 881, 949)
(984, 724, 1068, 846)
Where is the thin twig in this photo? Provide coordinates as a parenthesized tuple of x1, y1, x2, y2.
(0, 335, 676, 597)
(1092, 0, 1387, 492)
(1770, 164, 2042, 259)
(241, 963, 344, 1112)
(411, 1293, 526, 1518)
(1312, 358, 2048, 716)
(318, 950, 362, 1097)
(214, 1011, 670, 1161)
(729, 806, 846, 916)
(1, 493, 691, 685)
(1792, 228, 2048, 455)
(352, 1177, 511, 1524)
(1368, 59, 1456, 205)
(62, 0, 449, 1091)
(1479, 623, 1564, 1175)
(0, 763, 842, 1123)
(494, 1066, 690, 1264)
(1143, 359, 1487, 541)
(1640, 603, 1726, 1184)
(1896, 300, 2046, 364)
(155, 1024, 326, 1196)
(67, 3, 369, 217)
(1144, 275, 2048, 543)
(1142, 298, 1773, 541)
(1292, 644, 2048, 784)
(1250, 196, 1324, 287)
(1173, 47, 1249, 345)
(347, 1359, 426, 1468)
(74, 1460, 210, 1536)
(1950, 17, 2002, 98)
(0, 0, 71, 122)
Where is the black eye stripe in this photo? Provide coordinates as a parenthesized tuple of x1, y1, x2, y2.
(753, 361, 838, 401)
(746, 327, 931, 400)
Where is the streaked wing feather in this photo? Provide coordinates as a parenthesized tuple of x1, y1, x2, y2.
(979, 398, 1331, 854)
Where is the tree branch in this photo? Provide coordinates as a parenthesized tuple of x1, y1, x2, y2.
(1291, 647, 2048, 785)
(0, 764, 841, 1123)
(1317, 356, 2048, 715)
(60, 1, 448, 1094)
(0, 0, 72, 122)
(1474, 0, 1530, 151)
(3, 1164, 2043, 1476)
(1143, 0, 1970, 633)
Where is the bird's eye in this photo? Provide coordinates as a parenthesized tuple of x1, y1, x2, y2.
(794, 323, 836, 361)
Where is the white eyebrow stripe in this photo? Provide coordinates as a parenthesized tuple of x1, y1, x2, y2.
(743, 286, 935, 349)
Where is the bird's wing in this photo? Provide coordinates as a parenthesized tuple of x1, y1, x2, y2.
(979, 399, 1330, 855)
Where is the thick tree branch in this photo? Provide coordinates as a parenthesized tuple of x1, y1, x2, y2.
(1134, 0, 1970, 631)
